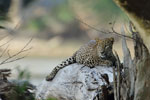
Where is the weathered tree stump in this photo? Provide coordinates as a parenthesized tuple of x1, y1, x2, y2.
(113, 24, 150, 100)
(36, 64, 114, 100)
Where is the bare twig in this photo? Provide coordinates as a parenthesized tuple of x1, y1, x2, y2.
(111, 26, 134, 40)
(7, 50, 11, 58)
(0, 38, 13, 48)
(0, 45, 9, 58)
(0, 38, 33, 65)
(2, 55, 27, 64)
(0, 34, 9, 41)
(75, 17, 134, 40)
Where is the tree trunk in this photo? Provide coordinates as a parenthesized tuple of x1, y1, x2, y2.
(113, 23, 150, 100)
(113, 0, 150, 39)
(112, 0, 150, 100)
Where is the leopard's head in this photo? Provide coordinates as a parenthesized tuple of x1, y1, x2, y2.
(95, 37, 114, 59)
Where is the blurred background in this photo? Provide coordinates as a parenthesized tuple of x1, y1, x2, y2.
(0, 0, 134, 85)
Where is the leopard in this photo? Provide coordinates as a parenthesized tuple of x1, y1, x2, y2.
(46, 37, 116, 81)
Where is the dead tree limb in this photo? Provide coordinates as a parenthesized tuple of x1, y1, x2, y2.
(131, 24, 150, 100)
(114, 51, 121, 100)
(112, 22, 150, 100)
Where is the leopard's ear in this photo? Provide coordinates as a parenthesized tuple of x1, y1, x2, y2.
(94, 37, 101, 43)
(93, 38, 101, 48)
(109, 37, 114, 43)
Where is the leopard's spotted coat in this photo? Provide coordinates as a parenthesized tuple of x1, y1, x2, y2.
(46, 37, 116, 81)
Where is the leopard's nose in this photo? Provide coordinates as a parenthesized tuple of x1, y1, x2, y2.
(100, 53, 106, 59)
(101, 51, 105, 54)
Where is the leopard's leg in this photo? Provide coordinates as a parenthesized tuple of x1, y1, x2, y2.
(108, 53, 117, 67)
(98, 59, 113, 66)
(46, 56, 76, 81)
(105, 51, 117, 67)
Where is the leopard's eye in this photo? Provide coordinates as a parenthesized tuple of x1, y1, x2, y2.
(105, 45, 109, 49)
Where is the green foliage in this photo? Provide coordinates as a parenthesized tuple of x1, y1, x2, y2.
(71, 0, 127, 22)
(26, 0, 75, 32)
(47, 98, 58, 100)
(92, 0, 128, 22)
(16, 66, 31, 80)
(0, 15, 7, 20)
(14, 81, 35, 100)
(53, 4, 74, 23)
(51, 0, 74, 23)
(11, 66, 34, 100)
(93, 0, 121, 14)
(27, 17, 46, 31)
(14, 66, 57, 100)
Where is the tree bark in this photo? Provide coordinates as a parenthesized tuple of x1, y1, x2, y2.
(113, 0, 150, 39)
(113, 24, 150, 100)
(112, 0, 150, 100)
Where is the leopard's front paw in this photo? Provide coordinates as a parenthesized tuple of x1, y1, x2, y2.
(105, 60, 113, 66)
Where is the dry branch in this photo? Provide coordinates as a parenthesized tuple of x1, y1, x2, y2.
(75, 17, 134, 40)
(113, 67, 117, 100)
(0, 45, 9, 58)
(0, 38, 13, 48)
(131, 24, 150, 100)
(0, 38, 33, 65)
(112, 22, 150, 100)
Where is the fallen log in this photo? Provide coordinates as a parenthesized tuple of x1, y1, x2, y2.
(36, 64, 114, 100)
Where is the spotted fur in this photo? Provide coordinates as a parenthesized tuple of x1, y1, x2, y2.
(46, 37, 116, 81)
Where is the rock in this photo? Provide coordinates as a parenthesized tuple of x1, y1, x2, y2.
(35, 63, 113, 100)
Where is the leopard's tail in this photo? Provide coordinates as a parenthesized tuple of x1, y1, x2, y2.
(46, 56, 76, 81)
